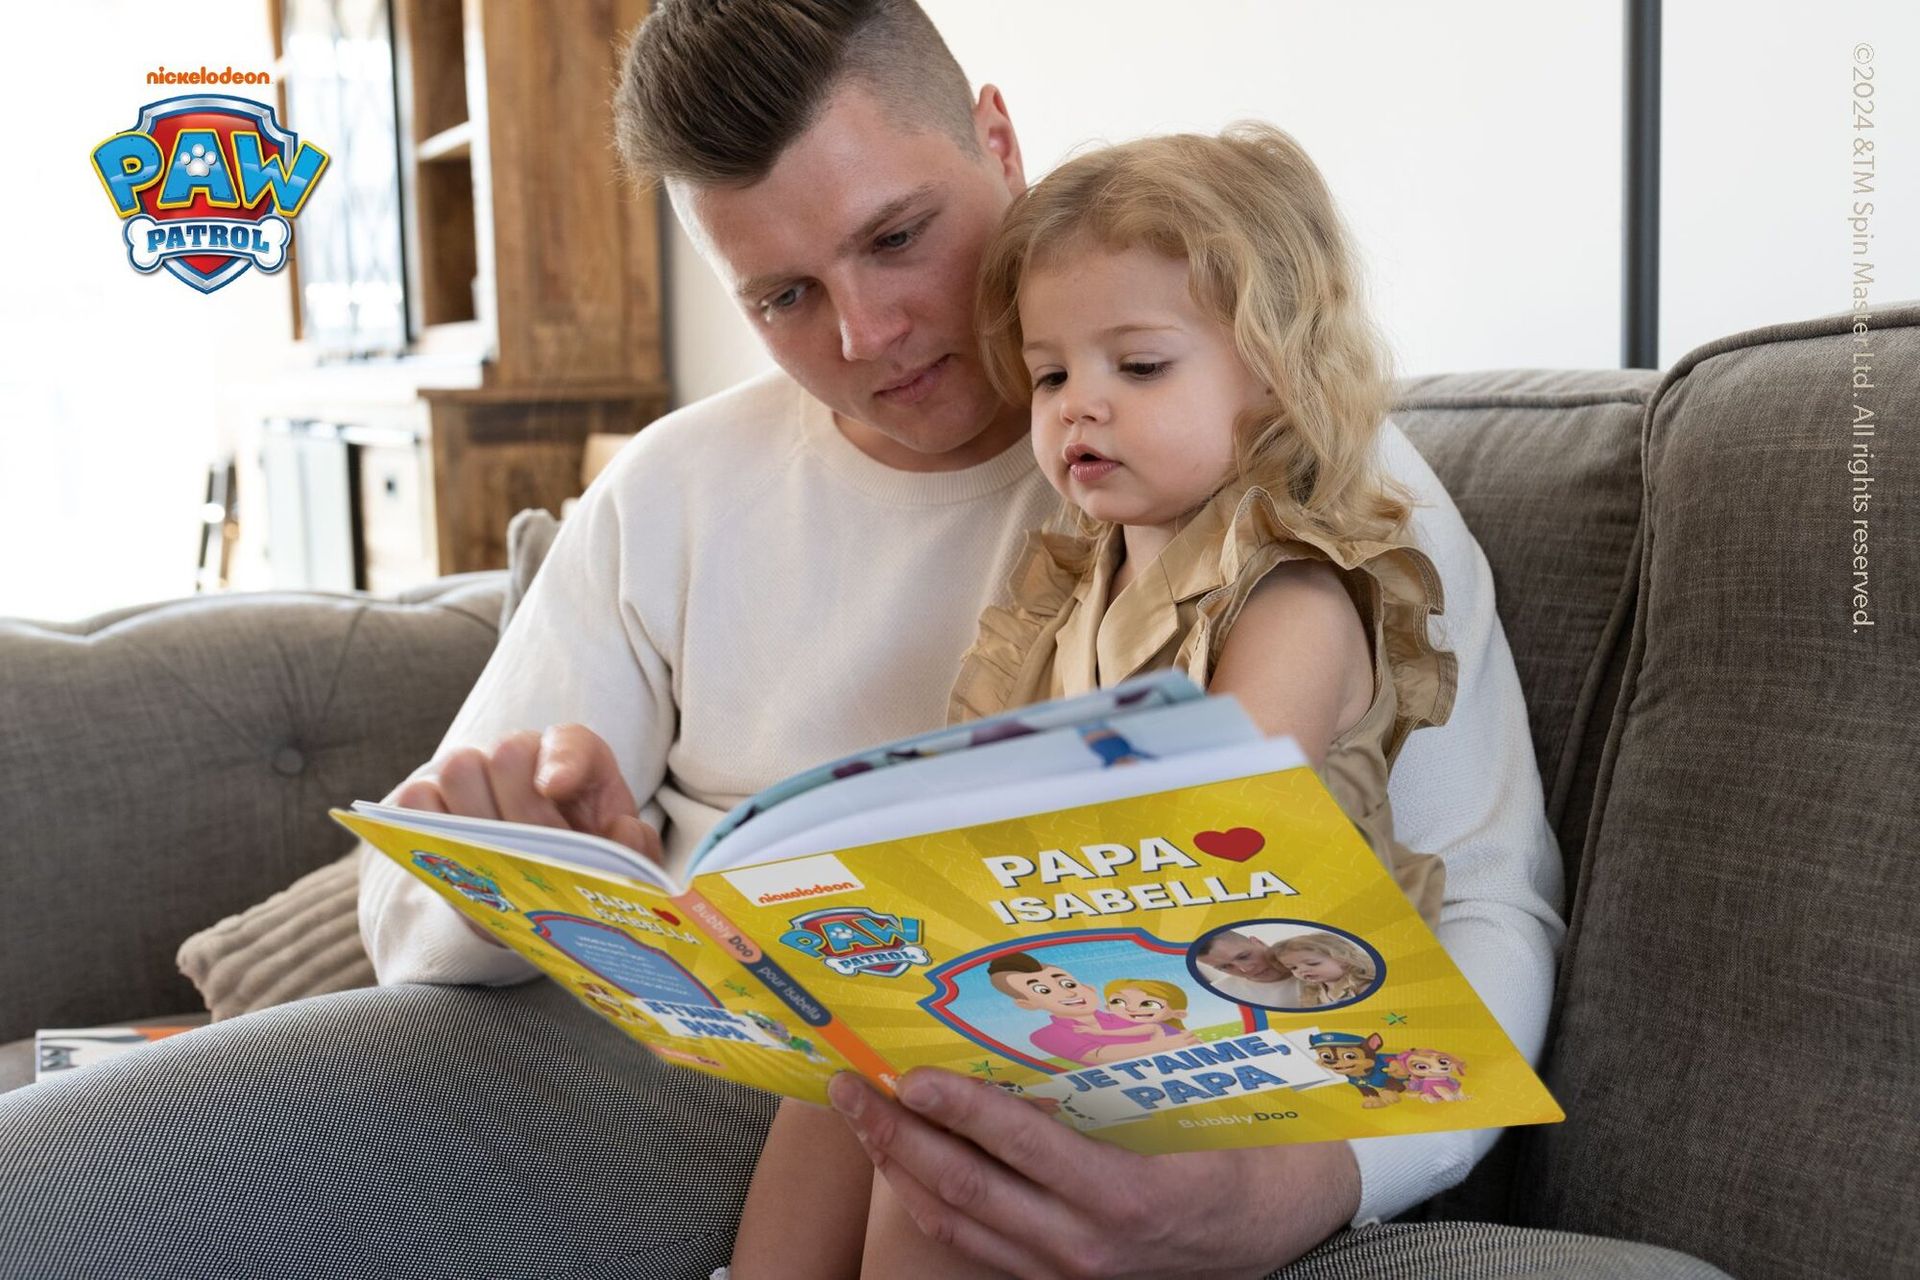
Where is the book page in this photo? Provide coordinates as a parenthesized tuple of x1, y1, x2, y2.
(336, 809, 867, 1101)
(692, 763, 1563, 1154)
(694, 697, 1263, 875)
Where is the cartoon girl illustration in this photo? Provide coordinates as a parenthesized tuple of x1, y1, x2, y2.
(1097, 978, 1191, 1042)
(1270, 932, 1378, 1006)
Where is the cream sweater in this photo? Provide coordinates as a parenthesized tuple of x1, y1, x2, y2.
(357, 366, 1565, 1228)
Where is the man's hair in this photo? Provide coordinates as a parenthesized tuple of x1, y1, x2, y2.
(613, 0, 979, 187)
(987, 950, 1046, 997)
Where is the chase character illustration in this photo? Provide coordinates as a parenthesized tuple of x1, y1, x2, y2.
(987, 951, 1198, 1067)
(1101, 978, 1193, 1045)
(1389, 1048, 1468, 1102)
(1309, 1031, 1406, 1108)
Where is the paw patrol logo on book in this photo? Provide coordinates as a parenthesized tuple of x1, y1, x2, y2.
(778, 906, 931, 978)
(89, 94, 330, 294)
(411, 852, 512, 912)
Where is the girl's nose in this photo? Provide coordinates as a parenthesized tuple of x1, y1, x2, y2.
(1059, 383, 1108, 425)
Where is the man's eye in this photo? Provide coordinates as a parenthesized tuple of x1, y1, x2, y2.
(761, 284, 806, 317)
(1060, 979, 1078, 989)
(1031, 371, 1065, 392)
(1121, 360, 1168, 379)
(876, 218, 928, 252)
(1031, 983, 1051, 995)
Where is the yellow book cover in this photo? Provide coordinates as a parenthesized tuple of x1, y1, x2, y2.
(337, 673, 1561, 1154)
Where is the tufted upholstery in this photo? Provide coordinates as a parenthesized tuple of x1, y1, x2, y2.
(0, 573, 505, 1044)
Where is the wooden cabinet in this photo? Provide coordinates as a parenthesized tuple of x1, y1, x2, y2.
(258, 0, 667, 586)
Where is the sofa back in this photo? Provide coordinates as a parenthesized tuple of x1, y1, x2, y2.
(1458, 307, 1915, 1279)
(0, 574, 506, 1043)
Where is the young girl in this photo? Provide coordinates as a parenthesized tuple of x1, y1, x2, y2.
(1101, 978, 1190, 1040)
(1272, 932, 1378, 1006)
(728, 123, 1457, 1279)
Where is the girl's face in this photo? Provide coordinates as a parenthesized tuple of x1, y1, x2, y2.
(1107, 987, 1180, 1024)
(1280, 947, 1350, 985)
(1018, 244, 1268, 533)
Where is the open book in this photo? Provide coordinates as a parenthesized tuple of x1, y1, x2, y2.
(336, 672, 1561, 1153)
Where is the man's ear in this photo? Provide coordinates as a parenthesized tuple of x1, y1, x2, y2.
(973, 83, 1026, 196)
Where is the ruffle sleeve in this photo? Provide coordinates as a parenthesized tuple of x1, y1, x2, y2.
(946, 528, 1096, 725)
(1175, 486, 1458, 761)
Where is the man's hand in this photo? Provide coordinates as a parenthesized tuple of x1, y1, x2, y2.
(388, 724, 663, 948)
(831, 1068, 1360, 1280)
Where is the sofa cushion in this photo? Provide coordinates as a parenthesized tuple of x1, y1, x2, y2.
(1512, 304, 1920, 1277)
(175, 849, 373, 1021)
(1393, 369, 1658, 885)
(0, 574, 505, 1043)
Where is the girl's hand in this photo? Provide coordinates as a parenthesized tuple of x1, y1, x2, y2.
(831, 1068, 1359, 1279)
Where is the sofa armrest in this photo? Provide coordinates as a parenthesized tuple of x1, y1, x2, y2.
(0, 573, 505, 1042)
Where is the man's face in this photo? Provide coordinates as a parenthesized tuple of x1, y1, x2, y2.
(1202, 935, 1287, 982)
(1003, 966, 1098, 1018)
(675, 84, 1027, 471)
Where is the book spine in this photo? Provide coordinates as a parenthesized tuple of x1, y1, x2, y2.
(676, 889, 903, 1090)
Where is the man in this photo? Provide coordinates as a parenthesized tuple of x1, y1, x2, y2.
(986, 952, 1197, 1067)
(0, 3, 1723, 1277)
(1193, 930, 1308, 1007)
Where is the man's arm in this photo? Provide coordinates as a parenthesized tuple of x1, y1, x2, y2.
(358, 459, 681, 987)
(1342, 423, 1567, 1224)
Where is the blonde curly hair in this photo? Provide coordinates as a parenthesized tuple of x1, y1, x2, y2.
(976, 122, 1414, 548)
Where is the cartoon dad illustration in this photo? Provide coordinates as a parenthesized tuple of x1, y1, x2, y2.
(987, 951, 1200, 1067)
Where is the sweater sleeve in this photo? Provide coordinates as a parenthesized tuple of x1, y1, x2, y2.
(358, 457, 681, 987)
(1342, 423, 1567, 1226)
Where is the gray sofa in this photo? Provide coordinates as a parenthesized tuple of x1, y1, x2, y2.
(3, 304, 1914, 1278)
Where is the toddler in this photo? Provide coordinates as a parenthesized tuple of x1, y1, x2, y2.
(731, 122, 1457, 1278)
(1272, 932, 1378, 1006)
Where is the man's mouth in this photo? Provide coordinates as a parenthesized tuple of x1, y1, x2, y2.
(875, 355, 951, 405)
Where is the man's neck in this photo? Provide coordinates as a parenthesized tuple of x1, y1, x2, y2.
(832, 407, 1030, 473)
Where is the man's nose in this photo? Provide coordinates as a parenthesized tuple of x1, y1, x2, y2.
(837, 282, 911, 363)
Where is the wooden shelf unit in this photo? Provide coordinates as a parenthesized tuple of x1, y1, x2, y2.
(265, 0, 668, 585)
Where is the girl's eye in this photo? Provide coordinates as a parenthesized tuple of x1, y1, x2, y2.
(1031, 371, 1066, 392)
(1121, 360, 1168, 379)
(1142, 1000, 1164, 1010)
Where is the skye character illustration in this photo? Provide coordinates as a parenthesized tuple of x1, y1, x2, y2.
(1388, 1048, 1468, 1102)
(1308, 1031, 1406, 1108)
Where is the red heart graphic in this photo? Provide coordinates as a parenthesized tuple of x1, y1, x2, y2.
(654, 908, 681, 926)
(1193, 827, 1266, 862)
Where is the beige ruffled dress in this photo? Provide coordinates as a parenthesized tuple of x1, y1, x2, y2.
(947, 483, 1458, 926)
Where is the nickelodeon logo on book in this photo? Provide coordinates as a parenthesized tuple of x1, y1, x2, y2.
(147, 65, 272, 86)
(722, 856, 865, 907)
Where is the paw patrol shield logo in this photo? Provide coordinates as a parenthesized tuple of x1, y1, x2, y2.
(89, 94, 329, 293)
(778, 907, 931, 979)
(411, 853, 513, 912)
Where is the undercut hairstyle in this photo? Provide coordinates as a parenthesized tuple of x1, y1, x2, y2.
(613, 0, 979, 187)
(976, 123, 1415, 550)
(987, 950, 1047, 997)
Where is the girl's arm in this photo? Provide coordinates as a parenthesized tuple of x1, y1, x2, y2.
(1206, 559, 1374, 767)
(729, 1098, 873, 1280)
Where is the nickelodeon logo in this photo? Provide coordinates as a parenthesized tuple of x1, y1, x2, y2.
(722, 855, 864, 907)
